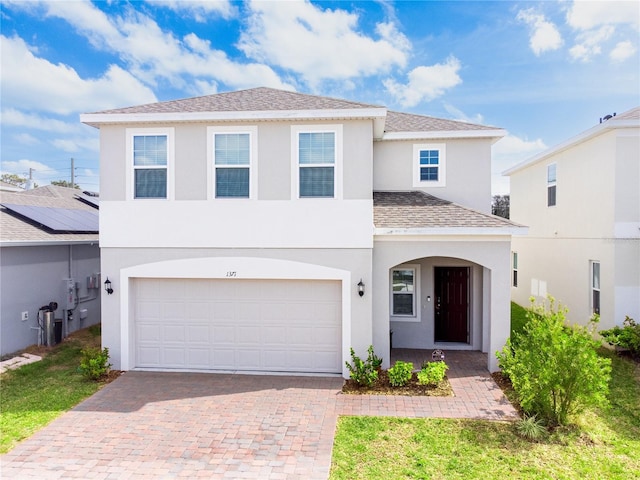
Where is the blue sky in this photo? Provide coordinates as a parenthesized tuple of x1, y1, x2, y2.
(1, 0, 638, 194)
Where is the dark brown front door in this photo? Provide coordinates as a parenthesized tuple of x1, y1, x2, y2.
(434, 267, 470, 343)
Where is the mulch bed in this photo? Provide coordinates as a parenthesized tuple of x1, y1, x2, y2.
(342, 369, 454, 396)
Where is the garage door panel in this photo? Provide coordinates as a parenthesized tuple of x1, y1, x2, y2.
(134, 278, 341, 373)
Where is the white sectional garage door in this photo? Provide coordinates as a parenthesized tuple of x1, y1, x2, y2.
(133, 278, 342, 374)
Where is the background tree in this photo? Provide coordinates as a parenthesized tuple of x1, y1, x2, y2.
(51, 180, 81, 189)
(1, 173, 27, 188)
(492, 194, 510, 219)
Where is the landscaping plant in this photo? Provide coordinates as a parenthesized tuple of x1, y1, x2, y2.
(388, 360, 413, 387)
(497, 297, 611, 426)
(599, 316, 640, 357)
(345, 346, 379, 387)
(79, 346, 112, 381)
(417, 361, 448, 386)
(515, 414, 547, 441)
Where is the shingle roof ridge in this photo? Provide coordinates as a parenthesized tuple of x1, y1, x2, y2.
(88, 87, 385, 115)
(611, 106, 640, 121)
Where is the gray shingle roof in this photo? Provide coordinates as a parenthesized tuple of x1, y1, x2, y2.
(609, 106, 640, 121)
(0, 186, 99, 243)
(384, 111, 501, 133)
(373, 191, 521, 230)
(88, 87, 383, 115)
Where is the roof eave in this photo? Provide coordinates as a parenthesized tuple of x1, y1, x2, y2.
(381, 129, 507, 142)
(0, 239, 99, 247)
(80, 108, 388, 128)
(374, 226, 528, 236)
(503, 118, 639, 176)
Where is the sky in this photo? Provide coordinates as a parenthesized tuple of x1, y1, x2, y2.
(1, 0, 638, 194)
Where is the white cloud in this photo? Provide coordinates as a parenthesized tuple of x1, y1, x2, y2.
(149, 0, 238, 21)
(443, 104, 484, 125)
(2, 108, 80, 134)
(492, 134, 548, 195)
(237, 0, 410, 87)
(517, 8, 563, 56)
(569, 25, 615, 62)
(27, 0, 292, 92)
(13, 133, 41, 146)
(610, 40, 637, 62)
(384, 56, 462, 108)
(0, 159, 57, 178)
(51, 137, 99, 153)
(567, 0, 640, 30)
(0, 35, 157, 115)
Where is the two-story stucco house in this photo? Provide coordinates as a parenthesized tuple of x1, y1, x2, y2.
(505, 107, 640, 330)
(81, 87, 524, 376)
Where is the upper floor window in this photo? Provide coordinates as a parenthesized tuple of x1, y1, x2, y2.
(208, 126, 257, 199)
(127, 128, 174, 200)
(292, 125, 342, 199)
(413, 144, 446, 188)
(547, 163, 557, 207)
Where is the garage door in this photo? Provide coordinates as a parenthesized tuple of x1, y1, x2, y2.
(134, 278, 342, 373)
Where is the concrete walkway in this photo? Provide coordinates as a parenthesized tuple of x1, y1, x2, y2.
(1, 351, 517, 479)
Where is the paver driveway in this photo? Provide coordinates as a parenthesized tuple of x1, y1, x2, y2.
(1, 351, 517, 479)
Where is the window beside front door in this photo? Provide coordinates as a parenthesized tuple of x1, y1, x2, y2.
(391, 267, 418, 318)
(413, 143, 446, 188)
(591, 261, 600, 315)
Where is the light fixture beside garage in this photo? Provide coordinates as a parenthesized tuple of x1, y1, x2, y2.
(104, 277, 113, 295)
(357, 279, 365, 297)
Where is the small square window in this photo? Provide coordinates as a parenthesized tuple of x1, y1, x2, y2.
(413, 144, 445, 187)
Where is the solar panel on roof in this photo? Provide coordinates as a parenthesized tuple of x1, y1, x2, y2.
(75, 194, 100, 209)
(1, 203, 99, 233)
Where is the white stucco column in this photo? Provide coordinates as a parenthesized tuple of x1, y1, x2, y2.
(488, 258, 511, 372)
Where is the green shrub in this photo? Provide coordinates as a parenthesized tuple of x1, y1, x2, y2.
(417, 361, 448, 386)
(345, 346, 378, 387)
(497, 297, 611, 426)
(79, 347, 111, 381)
(388, 360, 413, 387)
(599, 316, 640, 356)
(367, 345, 383, 370)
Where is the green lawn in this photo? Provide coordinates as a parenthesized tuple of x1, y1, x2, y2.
(330, 302, 640, 479)
(0, 326, 104, 454)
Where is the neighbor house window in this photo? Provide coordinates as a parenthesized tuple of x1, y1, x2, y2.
(208, 126, 257, 199)
(512, 252, 518, 287)
(214, 133, 250, 198)
(392, 268, 416, 316)
(413, 144, 446, 187)
(547, 163, 557, 207)
(291, 125, 342, 199)
(591, 261, 600, 315)
(127, 128, 174, 200)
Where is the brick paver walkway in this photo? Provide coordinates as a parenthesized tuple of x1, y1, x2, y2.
(1, 351, 517, 479)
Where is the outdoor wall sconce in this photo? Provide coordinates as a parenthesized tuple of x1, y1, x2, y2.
(104, 277, 114, 295)
(357, 279, 365, 297)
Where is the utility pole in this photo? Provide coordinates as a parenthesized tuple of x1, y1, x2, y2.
(70, 158, 75, 189)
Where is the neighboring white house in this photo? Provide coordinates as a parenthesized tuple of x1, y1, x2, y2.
(0, 186, 101, 356)
(505, 107, 640, 330)
(81, 87, 525, 376)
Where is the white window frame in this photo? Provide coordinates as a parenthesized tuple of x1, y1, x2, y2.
(591, 260, 601, 315)
(126, 127, 175, 200)
(390, 264, 421, 323)
(291, 124, 343, 200)
(413, 143, 446, 188)
(547, 163, 557, 207)
(512, 252, 518, 288)
(207, 126, 258, 200)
